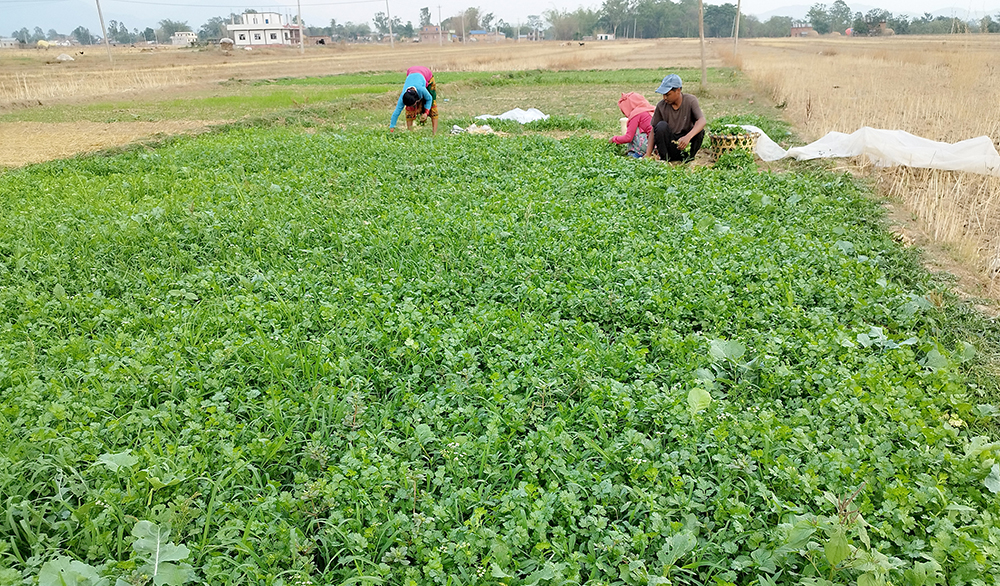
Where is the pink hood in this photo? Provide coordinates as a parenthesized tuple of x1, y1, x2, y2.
(618, 92, 655, 121)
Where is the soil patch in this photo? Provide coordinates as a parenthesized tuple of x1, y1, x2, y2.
(0, 120, 224, 167)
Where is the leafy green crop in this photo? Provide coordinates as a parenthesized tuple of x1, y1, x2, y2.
(126, 521, 195, 586)
(710, 113, 791, 145)
(0, 126, 997, 586)
(38, 557, 108, 586)
(457, 115, 602, 134)
(713, 149, 756, 171)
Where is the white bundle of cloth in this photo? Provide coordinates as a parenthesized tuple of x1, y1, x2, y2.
(475, 108, 550, 124)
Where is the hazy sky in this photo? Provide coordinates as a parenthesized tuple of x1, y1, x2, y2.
(4, 0, 999, 36)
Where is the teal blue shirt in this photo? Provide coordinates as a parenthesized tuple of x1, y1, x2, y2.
(389, 72, 434, 128)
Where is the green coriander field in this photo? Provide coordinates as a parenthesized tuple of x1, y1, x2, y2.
(1, 70, 999, 586)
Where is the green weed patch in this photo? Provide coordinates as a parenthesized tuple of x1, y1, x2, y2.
(0, 128, 997, 585)
(0, 87, 392, 124)
(451, 115, 603, 134)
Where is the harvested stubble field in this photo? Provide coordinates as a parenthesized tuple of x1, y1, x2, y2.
(1, 38, 1000, 586)
(732, 35, 1000, 297)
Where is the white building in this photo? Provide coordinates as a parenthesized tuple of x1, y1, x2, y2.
(170, 31, 197, 46)
(0, 37, 20, 49)
(228, 12, 297, 46)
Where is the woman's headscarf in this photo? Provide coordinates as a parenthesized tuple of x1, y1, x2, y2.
(617, 92, 655, 121)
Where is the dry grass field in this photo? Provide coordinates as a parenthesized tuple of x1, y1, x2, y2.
(0, 40, 714, 107)
(732, 35, 1000, 297)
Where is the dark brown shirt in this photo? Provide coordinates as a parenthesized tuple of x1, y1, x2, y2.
(651, 93, 704, 134)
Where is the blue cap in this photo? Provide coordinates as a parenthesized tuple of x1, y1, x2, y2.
(655, 74, 682, 94)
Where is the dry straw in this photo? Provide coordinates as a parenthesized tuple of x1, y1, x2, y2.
(732, 35, 1000, 296)
(0, 41, 717, 108)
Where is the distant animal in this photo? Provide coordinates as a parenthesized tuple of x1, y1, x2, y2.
(579, 42, 585, 46)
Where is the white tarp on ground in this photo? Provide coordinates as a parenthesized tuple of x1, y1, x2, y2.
(475, 108, 549, 124)
(740, 125, 1000, 177)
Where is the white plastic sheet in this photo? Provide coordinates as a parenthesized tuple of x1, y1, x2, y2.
(475, 108, 549, 124)
(739, 125, 1000, 177)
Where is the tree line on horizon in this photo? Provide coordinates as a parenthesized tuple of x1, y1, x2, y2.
(10, 19, 201, 46)
(10, 0, 1000, 45)
(805, 0, 1000, 35)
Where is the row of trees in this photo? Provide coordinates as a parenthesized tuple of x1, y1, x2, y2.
(5, 0, 794, 46)
(13, 0, 1000, 46)
(10, 19, 193, 45)
(531, 0, 793, 40)
(544, 0, 1000, 39)
(319, 1, 790, 43)
(807, 0, 1000, 35)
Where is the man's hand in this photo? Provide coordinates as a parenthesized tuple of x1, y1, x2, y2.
(677, 135, 691, 151)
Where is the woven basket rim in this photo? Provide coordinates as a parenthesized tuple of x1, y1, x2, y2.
(708, 131, 760, 154)
(708, 131, 761, 139)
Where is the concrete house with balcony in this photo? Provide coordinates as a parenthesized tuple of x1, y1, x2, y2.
(170, 31, 197, 46)
(228, 12, 297, 46)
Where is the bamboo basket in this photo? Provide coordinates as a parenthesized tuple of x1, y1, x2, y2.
(709, 131, 760, 156)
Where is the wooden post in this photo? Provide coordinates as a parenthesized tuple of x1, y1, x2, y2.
(386, 0, 394, 47)
(297, 0, 304, 53)
(698, 0, 706, 89)
(94, 0, 112, 63)
(734, 0, 742, 54)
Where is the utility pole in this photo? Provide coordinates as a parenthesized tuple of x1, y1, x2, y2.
(386, 0, 394, 47)
(297, 0, 304, 54)
(94, 0, 112, 63)
(698, 0, 706, 89)
(461, 14, 465, 44)
(438, 5, 442, 45)
(733, 0, 741, 54)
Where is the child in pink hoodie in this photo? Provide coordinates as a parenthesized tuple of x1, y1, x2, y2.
(610, 92, 655, 158)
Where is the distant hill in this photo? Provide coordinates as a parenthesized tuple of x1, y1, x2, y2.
(923, 6, 995, 18)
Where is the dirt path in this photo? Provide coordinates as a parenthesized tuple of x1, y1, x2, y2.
(0, 120, 225, 166)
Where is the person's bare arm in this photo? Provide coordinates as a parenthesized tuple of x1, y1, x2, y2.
(678, 116, 707, 150)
